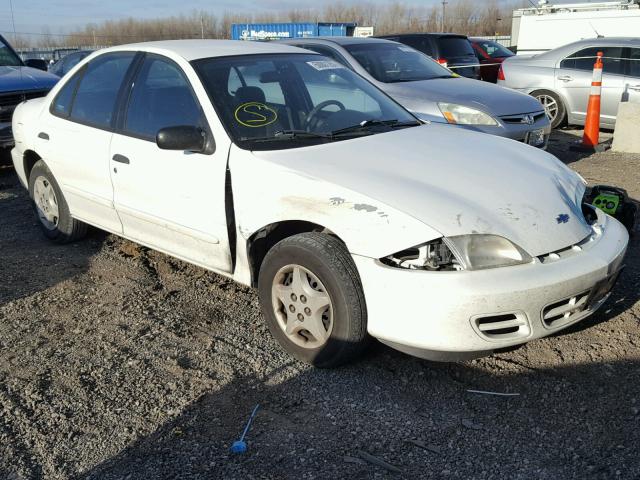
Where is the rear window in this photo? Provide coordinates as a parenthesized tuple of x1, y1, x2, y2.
(437, 37, 475, 58)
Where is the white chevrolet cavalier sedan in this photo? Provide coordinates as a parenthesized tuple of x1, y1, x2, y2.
(12, 41, 628, 367)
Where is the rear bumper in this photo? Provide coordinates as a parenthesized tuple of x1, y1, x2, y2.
(354, 211, 629, 361)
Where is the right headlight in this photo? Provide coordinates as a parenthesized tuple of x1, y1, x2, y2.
(445, 234, 532, 270)
(381, 235, 532, 271)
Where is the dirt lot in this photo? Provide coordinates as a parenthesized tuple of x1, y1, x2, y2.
(0, 130, 639, 480)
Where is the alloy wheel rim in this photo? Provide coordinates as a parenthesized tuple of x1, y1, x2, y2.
(537, 94, 558, 123)
(271, 264, 334, 349)
(33, 176, 59, 230)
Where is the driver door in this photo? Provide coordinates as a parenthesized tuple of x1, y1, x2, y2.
(109, 54, 233, 272)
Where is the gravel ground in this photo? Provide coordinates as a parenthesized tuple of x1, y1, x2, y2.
(0, 130, 639, 480)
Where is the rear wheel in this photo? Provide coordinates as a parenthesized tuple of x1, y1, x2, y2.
(258, 232, 368, 368)
(28, 160, 87, 243)
(531, 90, 566, 129)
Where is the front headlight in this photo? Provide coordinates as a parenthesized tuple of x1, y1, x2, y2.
(381, 235, 532, 271)
(438, 102, 498, 126)
(445, 235, 532, 270)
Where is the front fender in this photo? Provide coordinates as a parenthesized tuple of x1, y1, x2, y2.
(229, 144, 441, 260)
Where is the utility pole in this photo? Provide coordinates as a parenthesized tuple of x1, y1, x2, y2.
(441, 0, 448, 32)
(201, 15, 205, 39)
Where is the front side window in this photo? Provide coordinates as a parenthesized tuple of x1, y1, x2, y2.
(344, 43, 453, 83)
(0, 36, 22, 67)
(560, 47, 625, 75)
(124, 55, 201, 140)
(193, 53, 418, 151)
(70, 52, 136, 129)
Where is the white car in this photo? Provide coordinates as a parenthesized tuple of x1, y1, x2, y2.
(11, 40, 628, 367)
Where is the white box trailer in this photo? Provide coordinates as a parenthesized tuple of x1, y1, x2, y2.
(512, 1, 640, 55)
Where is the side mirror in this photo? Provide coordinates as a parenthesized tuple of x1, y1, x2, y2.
(25, 59, 49, 71)
(156, 126, 207, 152)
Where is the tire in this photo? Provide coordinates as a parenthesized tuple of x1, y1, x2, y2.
(258, 232, 368, 368)
(531, 89, 567, 129)
(28, 160, 87, 243)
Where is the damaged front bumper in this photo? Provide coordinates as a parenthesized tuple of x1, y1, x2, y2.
(353, 210, 629, 361)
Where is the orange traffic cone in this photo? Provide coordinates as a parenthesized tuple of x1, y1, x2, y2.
(583, 51, 603, 146)
(572, 51, 609, 152)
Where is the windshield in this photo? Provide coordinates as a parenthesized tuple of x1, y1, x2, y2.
(0, 36, 23, 67)
(473, 40, 514, 59)
(343, 43, 453, 83)
(193, 53, 419, 150)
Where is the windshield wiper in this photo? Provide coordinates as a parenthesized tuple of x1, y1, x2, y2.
(243, 130, 333, 143)
(330, 119, 420, 136)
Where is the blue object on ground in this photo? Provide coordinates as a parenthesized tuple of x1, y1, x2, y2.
(230, 404, 260, 454)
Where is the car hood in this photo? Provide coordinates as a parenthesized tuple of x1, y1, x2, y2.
(0, 66, 58, 91)
(382, 77, 544, 117)
(252, 125, 591, 257)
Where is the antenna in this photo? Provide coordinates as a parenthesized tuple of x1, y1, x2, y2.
(589, 21, 604, 38)
(8, 0, 18, 44)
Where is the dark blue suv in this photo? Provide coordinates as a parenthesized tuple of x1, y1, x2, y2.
(0, 34, 58, 153)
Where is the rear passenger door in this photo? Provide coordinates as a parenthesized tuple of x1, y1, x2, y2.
(555, 46, 626, 127)
(41, 52, 136, 233)
(109, 53, 233, 272)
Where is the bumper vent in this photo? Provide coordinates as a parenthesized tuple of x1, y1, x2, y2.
(473, 313, 530, 341)
(542, 291, 590, 328)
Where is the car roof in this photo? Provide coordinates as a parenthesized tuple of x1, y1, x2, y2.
(377, 33, 469, 39)
(540, 36, 640, 58)
(99, 39, 311, 61)
(281, 36, 396, 46)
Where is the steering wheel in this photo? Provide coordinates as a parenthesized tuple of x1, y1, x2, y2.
(304, 100, 346, 131)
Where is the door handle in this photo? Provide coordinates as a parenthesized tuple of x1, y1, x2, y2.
(628, 84, 640, 92)
(38, 132, 49, 140)
(112, 154, 130, 164)
(557, 75, 573, 82)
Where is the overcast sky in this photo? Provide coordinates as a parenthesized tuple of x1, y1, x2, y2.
(0, 0, 580, 35)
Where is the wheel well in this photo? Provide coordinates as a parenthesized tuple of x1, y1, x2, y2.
(246, 220, 342, 287)
(23, 150, 41, 181)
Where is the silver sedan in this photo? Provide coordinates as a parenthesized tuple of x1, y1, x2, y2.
(281, 37, 551, 148)
(498, 37, 640, 129)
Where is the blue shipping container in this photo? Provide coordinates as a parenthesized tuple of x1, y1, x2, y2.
(231, 22, 357, 41)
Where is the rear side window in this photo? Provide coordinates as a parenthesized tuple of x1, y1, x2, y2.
(124, 55, 201, 140)
(52, 73, 81, 117)
(301, 45, 349, 67)
(628, 48, 640, 78)
(69, 52, 135, 129)
(560, 47, 625, 75)
(437, 37, 475, 58)
(398, 37, 434, 57)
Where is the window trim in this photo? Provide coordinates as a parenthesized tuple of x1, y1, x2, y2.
(558, 45, 629, 77)
(49, 51, 140, 132)
(116, 52, 211, 146)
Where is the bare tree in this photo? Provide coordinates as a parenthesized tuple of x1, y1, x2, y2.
(16, 0, 520, 48)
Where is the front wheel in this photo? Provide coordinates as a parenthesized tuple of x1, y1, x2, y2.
(531, 89, 566, 129)
(258, 232, 368, 368)
(28, 160, 87, 243)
